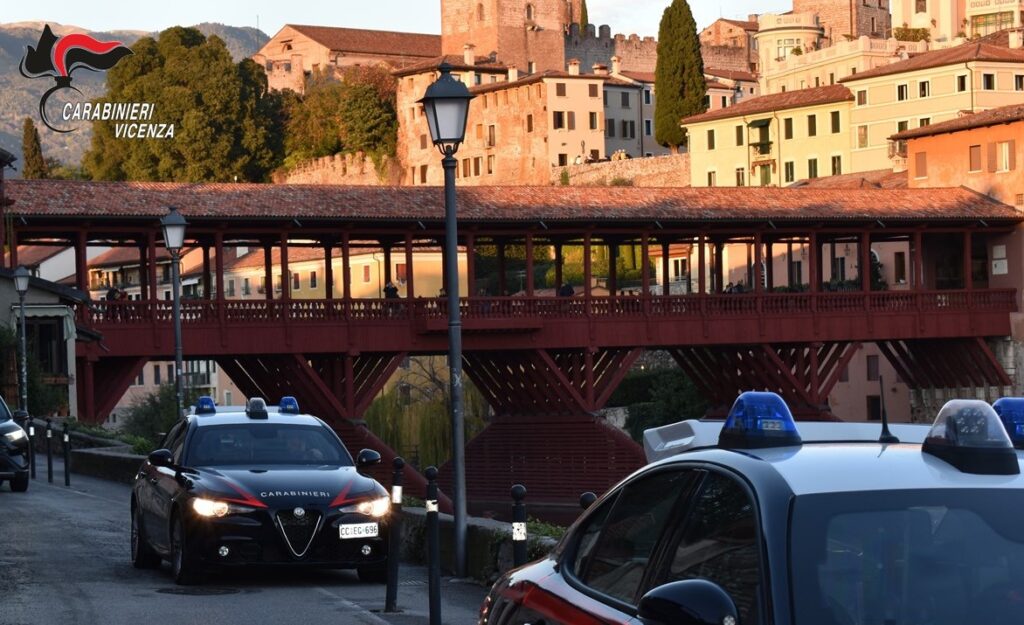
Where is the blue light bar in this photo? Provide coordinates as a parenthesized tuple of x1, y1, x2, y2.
(923, 400, 1019, 475)
(992, 398, 1024, 450)
(718, 391, 802, 450)
(195, 396, 217, 415)
(246, 397, 269, 420)
(279, 396, 300, 415)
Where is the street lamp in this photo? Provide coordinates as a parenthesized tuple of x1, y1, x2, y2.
(160, 207, 188, 420)
(419, 62, 475, 578)
(13, 266, 30, 415)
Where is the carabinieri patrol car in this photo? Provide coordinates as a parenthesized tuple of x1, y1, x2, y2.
(131, 396, 391, 585)
(479, 392, 1024, 625)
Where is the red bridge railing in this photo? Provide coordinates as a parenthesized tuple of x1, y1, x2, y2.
(82, 289, 1017, 327)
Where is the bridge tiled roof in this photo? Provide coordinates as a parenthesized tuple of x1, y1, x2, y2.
(4, 180, 1020, 224)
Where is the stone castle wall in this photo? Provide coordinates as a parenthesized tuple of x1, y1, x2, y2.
(565, 23, 658, 73)
(276, 152, 400, 185)
(793, 0, 892, 41)
(701, 44, 752, 73)
(552, 154, 690, 187)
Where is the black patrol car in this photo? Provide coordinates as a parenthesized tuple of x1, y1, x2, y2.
(0, 394, 30, 492)
(131, 396, 391, 585)
(479, 392, 1024, 625)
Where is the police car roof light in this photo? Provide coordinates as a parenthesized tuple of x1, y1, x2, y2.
(195, 395, 217, 415)
(922, 399, 1020, 475)
(992, 397, 1024, 450)
(279, 396, 300, 415)
(246, 397, 269, 420)
(718, 391, 803, 450)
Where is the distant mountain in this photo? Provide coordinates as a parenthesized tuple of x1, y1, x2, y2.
(0, 21, 270, 177)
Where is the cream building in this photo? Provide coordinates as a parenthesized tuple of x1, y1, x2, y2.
(966, 0, 1024, 37)
(681, 84, 855, 188)
(891, 0, 967, 43)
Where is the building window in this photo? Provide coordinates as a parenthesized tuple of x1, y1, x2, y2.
(915, 152, 927, 178)
(983, 73, 996, 90)
(603, 90, 608, 105)
(477, 3, 484, 20)
(420, 134, 428, 150)
(227, 279, 235, 297)
(735, 125, 744, 146)
(474, 157, 482, 175)
(919, 117, 930, 127)
(623, 120, 635, 138)
(568, 111, 576, 130)
(831, 155, 842, 176)
(644, 119, 652, 136)
(829, 72, 835, 85)
(707, 129, 716, 150)
(526, 114, 533, 132)
(591, 149, 601, 161)
(915, 0, 926, 12)
(310, 271, 317, 289)
(720, 96, 728, 108)
(589, 83, 599, 98)
(1016, 75, 1024, 91)
(969, 145, 982, 172)
(808, 158, 818, 179)
(136, 369, 145, 386)
(807, 114, 817, 137)
(292, 272, 300, 291)
(153, 364, 161, 386)
(589, 112, 598, 130)
(832, 257, 846, 281)
(644, 88, 652, 105)
(363, 265, 371, 283)
(957, 74, 968, 92)
(867, 355, 880, 382)
(487, 125, 496, 147)
(487, 154, 495, 174)
(528, 61, 536, 74)
(243, 278, 250, 295)
(707, 171, 717, 187)
(894, 252, 907, 283)
(997, 141, 1013, 172)
(830, 111, 841, 133)
(783, 117, 793, 140)
(607, 118, 615, 137)
(553, 111, 566, 129)
(897, 84, 908, 101)
(856, 89, 867, 106)
(621, 92, 630, 108)
(702, 94, 711, 109)
(789, 260, 802, 285)
(462, 158, 470, 177)
(857, 124, 868, 148)
(736, 168, 746, 187)
(919, 80, 930, 97)
(526, 3, 534, 20)
(784, 161, 795, 183)
(558, 154, 568, 166)
(556, 82, 566, 97)
(419, 164, 428, 183)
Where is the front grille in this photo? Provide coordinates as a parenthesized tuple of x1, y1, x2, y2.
(275, 509, 323, 558)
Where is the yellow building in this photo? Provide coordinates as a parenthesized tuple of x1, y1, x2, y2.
(681, 84, 854, 187)
(841, 41, 1024, 173)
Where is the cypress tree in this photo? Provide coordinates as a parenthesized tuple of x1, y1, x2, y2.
(21, 118, 48, 179)
(654, 0, 706, 153)
(579, 0, 589, 29)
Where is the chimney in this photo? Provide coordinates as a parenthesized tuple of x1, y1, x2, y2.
(568, 58, 581, 76)
(611, 55, 622, 75)
(463, 43, 475, 66)
(1010, 30, 1023, 49)
(508, 65, 519, 82)
(592, 63, 608, 76)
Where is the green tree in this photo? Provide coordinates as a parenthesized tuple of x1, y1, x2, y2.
(83, 27, 285, 182)
(21, 118, 48, 179)
(580, 0, 589, 29)
(121, 384, 186, 446)
(654, 0, 706, 152)
(623, 368, 706, 441)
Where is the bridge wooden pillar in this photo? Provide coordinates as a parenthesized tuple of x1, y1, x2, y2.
(323, 242, 334, 300)
(525, 233, 534, 296)
(765, 238, 774, 290)
(860, 231, 871, 292)
(202, 245, 212, 298)
(465, 233, 476, 295)
(138, 241, 149, 299)
(382, 241, 392, 285)
(661, 241, 670, 295)
(280, 233, 290, 299)
(404, 233, 415, 300)
(214, 233, 225, 300)
(754, 231, 763, 293)
(554, 242, 563, 289)
(641, 233, 650, 298)
(342, 234, 351, 313)
(147, 232, 157, 300)
(912, 230, 924, 290)
(583, 233, 593, 303)
(497, 239, 506, 295)
(608, 239, 618, 295)
(964, 230, 973, 290)
(714, 241, 724, 293)
(786, 242, 794, 286)
(75, 230, 88, 293)
(263, 244, 273, 300)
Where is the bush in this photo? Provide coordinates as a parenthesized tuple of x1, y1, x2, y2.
(122, 384, 189, 444)
(559, 169, 570, 186)
(894, 27, 930, 42)
(622, 369, 707, 441)
(609, 177, 634, 186)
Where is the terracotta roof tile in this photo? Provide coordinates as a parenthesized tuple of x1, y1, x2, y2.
(890, 103, 1024, 140)
(469, 69, 607, 95)
(790, 169, 908, 189)
(4, 180, 1019, 224)
(14, 245, 64, 267)
(681, 84, 852, 124)
(720, 19, 759, 32)
(619, 71, 655, 83)
(839, 41, 1024, 82)
(89, 246, 172, 268)
(285, 25, 440, 59)
(704, 68, 758, 82)
(393, 55, 507, 77)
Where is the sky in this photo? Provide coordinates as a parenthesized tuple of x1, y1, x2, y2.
(2, 0, 790, 38)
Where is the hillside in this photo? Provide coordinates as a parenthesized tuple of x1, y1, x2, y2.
(0, 21, 269, 177)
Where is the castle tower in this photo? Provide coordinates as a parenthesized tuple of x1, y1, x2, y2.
(793, 0, 892, 43)
(441, 0, 573, 73)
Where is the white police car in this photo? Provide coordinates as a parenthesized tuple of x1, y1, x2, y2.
(478, 392, 1024, 625)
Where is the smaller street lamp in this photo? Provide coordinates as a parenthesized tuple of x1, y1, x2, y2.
(419, 61, 475, 579)
(13, 266, 30, 415)
(160, 207, 188, 419)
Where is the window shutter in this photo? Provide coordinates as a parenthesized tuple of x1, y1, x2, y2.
(988, 143, 998, 173)
(1010, 140, 1017, 171)
(568, 111, 575, 130)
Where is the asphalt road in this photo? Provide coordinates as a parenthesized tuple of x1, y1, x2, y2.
(0, 463, 487, 625)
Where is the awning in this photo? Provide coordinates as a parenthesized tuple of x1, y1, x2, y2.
(748, 118, 771, 128)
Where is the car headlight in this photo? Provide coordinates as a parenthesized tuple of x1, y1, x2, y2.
(191, 497, 256, 518)
(340, 496, 390, 518)
(4, 429, 26, 443)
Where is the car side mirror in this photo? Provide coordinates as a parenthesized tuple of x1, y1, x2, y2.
(637, 579, 739, 625)
(579, 491, 597, 510)
(148, 449, 174, 468)
(12, 409, 29, 428)
(356, 449, 382, 469)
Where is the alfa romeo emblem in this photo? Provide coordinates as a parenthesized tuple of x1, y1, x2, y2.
(293, 507, 305, 518)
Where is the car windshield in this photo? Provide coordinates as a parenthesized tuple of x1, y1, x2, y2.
(187, 424, 353, 466)
(791, 489, 1024, 625)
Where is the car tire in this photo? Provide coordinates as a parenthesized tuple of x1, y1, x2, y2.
(10, 472, 28, 492)
(357, 563, 388, 584)
(131, 504, 161, 569)
(171, 513, 203, 585)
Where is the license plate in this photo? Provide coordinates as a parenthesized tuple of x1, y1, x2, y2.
(339, 522, 379, 540)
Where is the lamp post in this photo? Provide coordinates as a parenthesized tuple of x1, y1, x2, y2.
(419, 62, 475, 578)
(160, 207, 188, 420)
(13, 266, 30, 415)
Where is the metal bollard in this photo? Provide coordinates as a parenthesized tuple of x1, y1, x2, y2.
(45, 418, 53, 484)
(385, 456, 405, 613)
(425, 466, 441, 625)
(27, 419, 36, 480)
(511, 484, 528, 568)
(63, 422, 71, 487)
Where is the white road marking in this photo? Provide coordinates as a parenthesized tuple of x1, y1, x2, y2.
(314, 586, 392, 624)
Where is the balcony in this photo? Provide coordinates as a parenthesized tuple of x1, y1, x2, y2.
(751, 141, 774, 158)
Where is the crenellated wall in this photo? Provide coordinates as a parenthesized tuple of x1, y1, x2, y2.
(275, 152, 401, 185)
(551, 154, 690, 187)
(565, 23, 659, 74)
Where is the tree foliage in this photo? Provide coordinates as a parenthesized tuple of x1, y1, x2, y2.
(21, 118, 48, 179)
(623, 369, 707, 441)
(83, 27, 285, 182)
(654, 0, 706, 151)
(580, 0, 589, 28)
(121, 384, 192, 447)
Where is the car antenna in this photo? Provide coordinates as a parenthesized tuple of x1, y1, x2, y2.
(878, 374, 899, 444)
